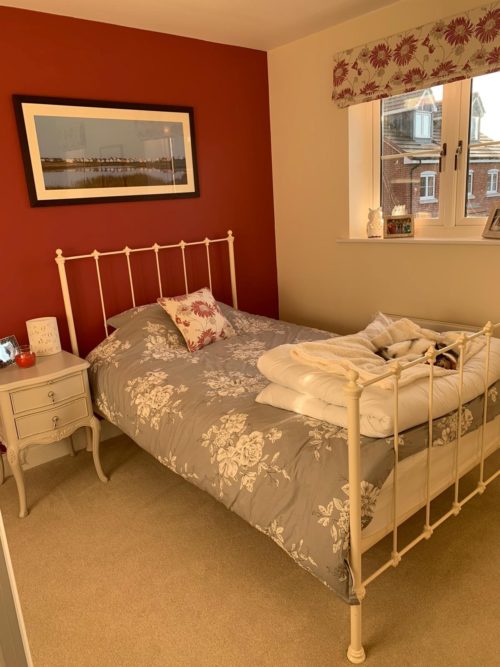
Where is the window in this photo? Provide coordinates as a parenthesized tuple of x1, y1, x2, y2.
(467, 170, 474, 199)
(487, 169, 499, 195)
(420, 171, 436, 202)
(376, 70, 500, 236)
(414, 111, 432, 140)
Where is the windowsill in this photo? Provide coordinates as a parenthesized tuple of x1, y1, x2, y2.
(337, 237, 499, 245)
(419, 198, 438, 203)
(486, 192, 499, 197)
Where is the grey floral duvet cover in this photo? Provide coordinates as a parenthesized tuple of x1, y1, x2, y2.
(87, 304, 500, 604)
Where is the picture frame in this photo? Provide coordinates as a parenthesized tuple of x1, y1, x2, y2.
(13, 95, 199, 207)
(0, 336, 20, 368)
(482, 207, 500, 239)
(383, 214, 414, 239)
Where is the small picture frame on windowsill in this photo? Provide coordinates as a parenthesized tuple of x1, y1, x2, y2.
(383, 214, 414, 239)
(0, 336, 20, 369)
(482, 207, 500, 239)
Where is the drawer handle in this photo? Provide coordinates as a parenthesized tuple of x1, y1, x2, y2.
(48, 390, 56, 402)
(52, 415, 59, 429)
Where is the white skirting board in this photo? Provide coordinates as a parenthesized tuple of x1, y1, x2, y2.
(1, 419, 122, 476)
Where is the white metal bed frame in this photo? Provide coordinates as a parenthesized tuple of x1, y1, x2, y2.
(54, 231, 500, 663)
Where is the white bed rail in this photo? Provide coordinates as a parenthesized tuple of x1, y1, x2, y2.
(346, 321, 500, 664)
(55, 231, 238, 356)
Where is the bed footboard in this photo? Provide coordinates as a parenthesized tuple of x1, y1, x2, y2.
(345, 321, 499, 663)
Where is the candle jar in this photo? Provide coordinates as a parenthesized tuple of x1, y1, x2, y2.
(15, 345, 37, 368)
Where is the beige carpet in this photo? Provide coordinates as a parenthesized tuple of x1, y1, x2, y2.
(0, 436, 498, 667)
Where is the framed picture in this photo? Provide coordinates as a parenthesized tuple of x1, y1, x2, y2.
(482, 207, 500, 239)
(13, 95, 199, 206)
(383, 214, 414, 239)
(0, 336, 20, 368)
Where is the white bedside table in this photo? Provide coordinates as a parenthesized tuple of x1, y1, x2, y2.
(0, 351, 108, 517)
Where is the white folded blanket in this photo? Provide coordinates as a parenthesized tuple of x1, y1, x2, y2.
(289, 318, 483, 390)
(256, 318, 500, 438)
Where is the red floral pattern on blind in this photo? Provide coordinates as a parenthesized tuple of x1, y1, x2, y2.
(332, 2, 500, 108)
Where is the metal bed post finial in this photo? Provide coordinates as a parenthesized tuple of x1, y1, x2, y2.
(152, 243, 163, 298)
(124, 246, 136, 308)
(179, 241, 189, 295)
(55, 248, 79, 356)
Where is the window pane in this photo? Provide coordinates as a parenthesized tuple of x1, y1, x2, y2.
(466, 71, 500, 217)
(381, 86, 442, 218)
(382, 157, 440, 218)
(382, 86, 442, 157)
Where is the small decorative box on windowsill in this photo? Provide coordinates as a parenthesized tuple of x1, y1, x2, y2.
(383, 214, 414, 239)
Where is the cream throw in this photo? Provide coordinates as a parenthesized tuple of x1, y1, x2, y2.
(288, 319, 483, 390)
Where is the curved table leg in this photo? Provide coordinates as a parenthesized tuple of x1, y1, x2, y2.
(0, 451, 4, 486)
(7, 445, 28, 518)
(68, 434, 76, 457)
(85, 425, 93, 452)
(90, 416, 108, 483)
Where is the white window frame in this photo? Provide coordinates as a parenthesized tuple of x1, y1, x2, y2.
(351, 77, 500, 239)
(419, 171, 437, 202)
(487, 169, 499, 195)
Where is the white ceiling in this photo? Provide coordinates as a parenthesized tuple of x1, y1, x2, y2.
(2, 0, 399, 50)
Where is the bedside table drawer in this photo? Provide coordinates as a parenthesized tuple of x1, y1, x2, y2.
(10, 373, 85, 414)
(15, 398, 88, 440)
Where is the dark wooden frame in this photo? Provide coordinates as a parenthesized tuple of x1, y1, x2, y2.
(13, 95, 199, 207)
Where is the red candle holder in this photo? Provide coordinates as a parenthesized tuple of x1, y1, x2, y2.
(15, 345, 37, 368)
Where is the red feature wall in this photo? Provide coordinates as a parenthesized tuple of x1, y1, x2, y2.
(0, 7, 277, 354)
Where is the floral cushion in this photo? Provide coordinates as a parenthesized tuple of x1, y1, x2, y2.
(157, 288, 235, 352)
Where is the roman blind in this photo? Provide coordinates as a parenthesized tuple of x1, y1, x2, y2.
(332, 2, 500, 108)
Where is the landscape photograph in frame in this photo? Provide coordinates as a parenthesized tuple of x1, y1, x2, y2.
(13, 95, 199, 206)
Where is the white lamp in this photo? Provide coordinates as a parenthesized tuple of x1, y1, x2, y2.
(26, 317, 61, 356)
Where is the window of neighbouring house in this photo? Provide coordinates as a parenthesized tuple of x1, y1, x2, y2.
(487, 169, 499, 195)
(420, 171, 436, 202)
(414, 111, 432, 140)
(468, 170, 474, 199)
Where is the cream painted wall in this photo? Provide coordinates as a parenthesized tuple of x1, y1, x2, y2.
(268, 0, 499, 335)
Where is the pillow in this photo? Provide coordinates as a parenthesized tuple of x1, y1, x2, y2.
(107, 303, 159, 329)
(158, 288, 235, 352)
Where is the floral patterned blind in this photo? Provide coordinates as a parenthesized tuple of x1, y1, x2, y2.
(332, 2, 500, 108)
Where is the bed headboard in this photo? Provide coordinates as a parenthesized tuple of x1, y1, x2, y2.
(55, 231, 237, 356)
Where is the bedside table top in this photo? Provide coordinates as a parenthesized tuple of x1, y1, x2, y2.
(0, 351, 89, 391)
